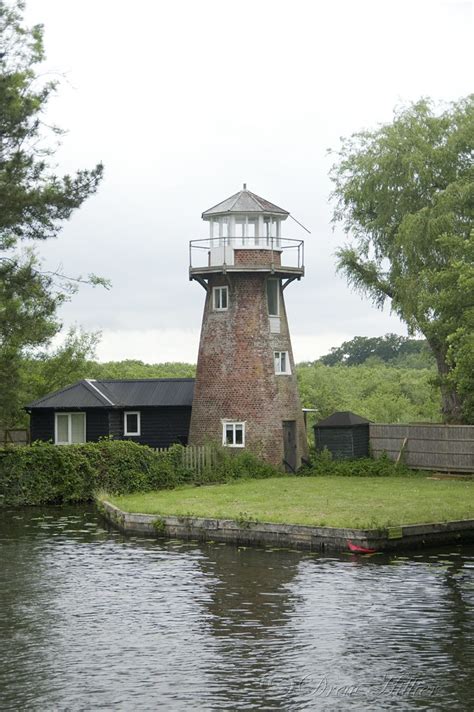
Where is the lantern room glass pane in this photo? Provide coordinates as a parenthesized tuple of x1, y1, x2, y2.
(71, 413, 86, 443)
(234, 220, 244, 238)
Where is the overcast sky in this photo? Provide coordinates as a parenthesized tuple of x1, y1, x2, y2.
(24, 0, 473, 363)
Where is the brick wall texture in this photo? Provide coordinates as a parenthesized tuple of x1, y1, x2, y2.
(233, 249, 282, 268)
(188, 272, 308, 468)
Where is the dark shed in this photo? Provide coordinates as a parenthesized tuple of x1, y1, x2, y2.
(26, 378, 195, 449)
(313, 411, 370, 460)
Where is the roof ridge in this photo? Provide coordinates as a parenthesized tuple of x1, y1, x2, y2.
(84, 379, 115, 406)
(80, 379, 115, 406)
(248, 190, 263, 207)
(228, 191, 241, 211)
(249, 189, 288, 213)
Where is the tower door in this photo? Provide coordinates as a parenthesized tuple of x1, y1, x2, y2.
(283, 420, 297, 472)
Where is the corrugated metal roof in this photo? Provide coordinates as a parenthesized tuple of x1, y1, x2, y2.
(315, 411, 370, 428)
(202, 187, 289, 218)
(27, 379, 195, 409)
(102, 379, 195, 406)
(26, 382, 107, 409)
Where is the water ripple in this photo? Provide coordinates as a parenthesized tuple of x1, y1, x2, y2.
(0, 506, 473, 711)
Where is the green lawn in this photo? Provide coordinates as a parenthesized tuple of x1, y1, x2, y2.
(105, 476, 474, 529)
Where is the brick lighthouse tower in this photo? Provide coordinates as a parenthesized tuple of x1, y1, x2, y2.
(188, 185, 308, 470)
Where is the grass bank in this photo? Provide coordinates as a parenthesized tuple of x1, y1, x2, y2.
(106, 475, 474, 530)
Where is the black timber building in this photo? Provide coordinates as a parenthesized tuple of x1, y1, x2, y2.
(313, 411, 370, 460)
(26, 378, 194, 449)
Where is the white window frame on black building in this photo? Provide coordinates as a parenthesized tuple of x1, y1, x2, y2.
(213, 286, 229, 311)
(274, 351, 291, 375)
(222, 420, 245, 448)
(124, 411, 141, 436)
(55, 412, 86, 445)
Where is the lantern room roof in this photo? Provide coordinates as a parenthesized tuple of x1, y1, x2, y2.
(202, 185, 289, 219)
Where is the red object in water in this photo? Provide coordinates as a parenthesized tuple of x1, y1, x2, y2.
(347, 540, 377, 554)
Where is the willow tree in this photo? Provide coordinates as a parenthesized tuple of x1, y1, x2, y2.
(0, 1, 104, 426)
(330, 96, 474, 422)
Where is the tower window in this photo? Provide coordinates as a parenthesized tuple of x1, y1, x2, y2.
(266, 279, 279, 316)
(124, 411, 141, 436)
(222, 421, 245, 447)
(213, 286, 229, 311)
(274, 351, 291, 375)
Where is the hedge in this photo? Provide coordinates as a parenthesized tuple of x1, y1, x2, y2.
(0, 440, 278, 507)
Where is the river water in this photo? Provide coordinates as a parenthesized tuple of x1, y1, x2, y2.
(0, 506, 473, 711)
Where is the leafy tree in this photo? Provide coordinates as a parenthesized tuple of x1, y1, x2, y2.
(0, 1, 103, 247)
(88, 360, 196, 380)
(0, 1, 104, 426)
(330, 96, 474, 422)
(319, 333, 432, 367)
(296, 362, 441, 425)
(0, 250, 64, 425)
(21, 329, 101, 416)
(428, 232, 474, 421)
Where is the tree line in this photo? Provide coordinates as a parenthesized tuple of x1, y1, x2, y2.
(8, 332, 440, 428)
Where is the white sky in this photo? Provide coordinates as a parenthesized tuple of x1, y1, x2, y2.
(24, 0, 474, 363)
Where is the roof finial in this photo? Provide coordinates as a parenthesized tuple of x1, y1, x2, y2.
(243, 182, 247, 190)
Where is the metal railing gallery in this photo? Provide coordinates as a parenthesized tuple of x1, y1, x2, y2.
(189, 236, 304, 272)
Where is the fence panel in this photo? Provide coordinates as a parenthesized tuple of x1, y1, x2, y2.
(0, 429, 29, 448)
(370, 423, 474, 472)
(155, 444, 218, 476)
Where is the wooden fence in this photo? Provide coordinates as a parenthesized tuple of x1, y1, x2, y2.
(156, 444, 218, 475)
(370, 423, 474, 473)
(0, 429, 29, 448)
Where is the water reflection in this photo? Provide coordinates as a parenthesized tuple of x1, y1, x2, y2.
(0, 506, 473, 711)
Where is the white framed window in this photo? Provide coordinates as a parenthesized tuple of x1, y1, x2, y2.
(211, 217, 228, 244)
(124, 411, 141, 436)
(274, 351, 291, 375)
(213, 285, 229, 311)
(222, 421, 245, 447)
(266, 279, 279, 316)
(246, 218, 257, 238)
(55, 412, 86, 445)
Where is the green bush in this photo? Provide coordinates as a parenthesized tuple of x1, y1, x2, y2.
(193, 447, 278, 485)
(301, 448, 420, 477)
(0, 440, 279, 507)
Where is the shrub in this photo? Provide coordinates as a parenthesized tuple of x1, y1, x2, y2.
(196, 447, 278, 485)
(0, 440, 279, 507)
(301, 449, 420, 477)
